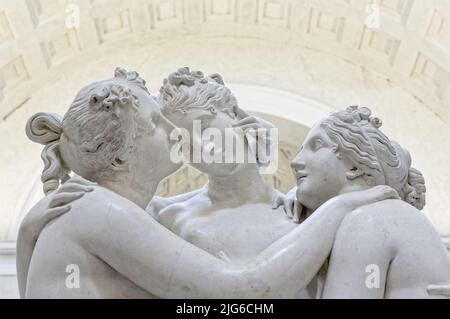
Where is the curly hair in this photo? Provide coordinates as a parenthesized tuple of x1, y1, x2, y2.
(26, 67, 148, 194)
(320, 106, 426, 210)
(159, 67, 238, 119)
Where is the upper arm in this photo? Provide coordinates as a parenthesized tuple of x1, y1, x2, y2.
(72, 193, 236, 298)
(322, 208, 394, 299)
(16, 194, 55, 298)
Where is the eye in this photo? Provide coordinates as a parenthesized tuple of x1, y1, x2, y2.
(313, 139, 324, 151)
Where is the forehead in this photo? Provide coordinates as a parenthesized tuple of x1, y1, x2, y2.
(305, 120, 327, 140)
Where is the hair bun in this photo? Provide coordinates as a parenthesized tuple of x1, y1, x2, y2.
(404, 167, 426, 210)
(26, 112, 63, 145)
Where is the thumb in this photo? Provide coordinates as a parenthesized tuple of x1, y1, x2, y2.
(272, 197, 283, 209)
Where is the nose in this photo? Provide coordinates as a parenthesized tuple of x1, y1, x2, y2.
(291, 151, 305, 171)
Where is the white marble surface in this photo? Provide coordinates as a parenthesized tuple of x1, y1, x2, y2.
(12, 67, 450, 298)
(1, 0, 449, 298)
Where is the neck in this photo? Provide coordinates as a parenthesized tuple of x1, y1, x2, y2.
(207, 164, 270, 202)
(99, 174, 159, 209)
(338, 182, 370, 195)
(307, 182, 370, 214)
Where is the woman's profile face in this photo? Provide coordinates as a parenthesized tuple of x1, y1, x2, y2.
(291, 121, 352, 210)
(129, 84, 182, 181)
(164, 107, 252, 177)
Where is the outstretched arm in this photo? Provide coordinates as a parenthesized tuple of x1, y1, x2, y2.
(246, 186, 397, 298)
(77, 185, 398, 298)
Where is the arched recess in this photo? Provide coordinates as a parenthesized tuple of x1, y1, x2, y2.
(0, 0, 449, 237)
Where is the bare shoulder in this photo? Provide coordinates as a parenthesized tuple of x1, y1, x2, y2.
(69, 186, 126, 214)
(60, 186, 143, 234)
(339, 199, 438, 245)
(344, 199, 429, 226)
(157, 189, 210, 228)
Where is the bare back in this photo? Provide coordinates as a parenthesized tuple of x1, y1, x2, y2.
(25, 190, 156, 298)
(323, 199, 450, 298)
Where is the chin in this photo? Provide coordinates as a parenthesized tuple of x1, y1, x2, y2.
(196, 162, 241, 176)
(297, 189, 322, 211)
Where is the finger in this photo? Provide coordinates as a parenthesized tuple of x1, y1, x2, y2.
(234, 107, 250, 119)
(45, 205, 72, 220)
(237, 124, 260, 132)
(48, 192, 85, 208)
(427, 285, 450, 297)
(64, 176, 96, 186)
(292, 201, 302, 223)
(232, 116, 257, 127)
(282, 200, 294, 219)
(283, 205, 291, 218)
(284, 199, 295, 218)
(380, 188, 400, 200)
(272, 197, 283, 209)
(56, 184, 94, 194)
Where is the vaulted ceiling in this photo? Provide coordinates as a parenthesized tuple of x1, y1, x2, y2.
(0, 0, 449, 240)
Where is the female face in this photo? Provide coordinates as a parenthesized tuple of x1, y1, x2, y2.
(164, 107, 252, 177)
(129, 83, 182, 182)
(291, 121, 352, 210)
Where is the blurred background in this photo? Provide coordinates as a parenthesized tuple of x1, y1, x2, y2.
(0, 0, 448, 298)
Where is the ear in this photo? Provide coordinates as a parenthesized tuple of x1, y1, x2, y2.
(346, 166, 364, 180)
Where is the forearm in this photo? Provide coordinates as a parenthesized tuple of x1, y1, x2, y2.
(244, 198, 353, 298)
(16, 195, 54, 298)
(84, 202, 263, 298)
(16, 225, 35, 298)
(85, 197, 353, 298)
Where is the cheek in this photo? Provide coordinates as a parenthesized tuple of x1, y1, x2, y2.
(145, 129, 170, 161)
(317, 152, 349, 190)
(303, 151, 342, 185)
(307, 152, 329, 177)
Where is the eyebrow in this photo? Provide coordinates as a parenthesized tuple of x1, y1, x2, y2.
(306, 135, 322, 142)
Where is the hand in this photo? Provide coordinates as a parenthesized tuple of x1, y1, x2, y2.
(232, 107, 275, 166)
(329, 185, 400, 212)
(46, 176, 95, 217)
(272, 187, 303, 223)
(232, 107, 274, 132)
(427, 284, 450, 298)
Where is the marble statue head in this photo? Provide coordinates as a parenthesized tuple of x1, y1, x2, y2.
(292, 106, 426, 211)
(26, 67, 179, 194)
(159, 67, 255, 176)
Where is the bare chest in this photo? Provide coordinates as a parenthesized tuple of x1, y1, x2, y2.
(168, 204, 296, 263)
